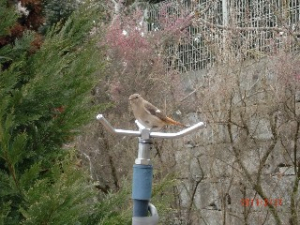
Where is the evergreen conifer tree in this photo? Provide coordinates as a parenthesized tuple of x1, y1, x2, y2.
(0, 1, 131, 224)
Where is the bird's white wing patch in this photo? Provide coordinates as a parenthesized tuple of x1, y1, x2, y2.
(156, 109, 161, 113)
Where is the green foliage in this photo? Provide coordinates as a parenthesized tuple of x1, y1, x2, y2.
(0, 30, 35, 64)
(0, 1, 19, 37)
(41, 0, 79, 33)
(84, 180, 132, 225)
(0, 1, 112, 224)
(19, 154, 95, 225)
(152, 172, 179, 223)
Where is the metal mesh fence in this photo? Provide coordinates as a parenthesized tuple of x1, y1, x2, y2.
(148, 0, 300, 72)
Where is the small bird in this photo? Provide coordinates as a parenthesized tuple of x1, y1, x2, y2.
(129, 93, 186, 131)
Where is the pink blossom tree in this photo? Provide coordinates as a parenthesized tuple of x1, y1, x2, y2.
(100, 2, 194, 117)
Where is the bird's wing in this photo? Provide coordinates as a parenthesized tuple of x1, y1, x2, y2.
(144, 101, 186, 127)
(144, 101, 167, 121)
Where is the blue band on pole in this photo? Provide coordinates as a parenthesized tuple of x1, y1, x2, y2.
(132, 164, 153, 217)
(132, 164, 153, 199)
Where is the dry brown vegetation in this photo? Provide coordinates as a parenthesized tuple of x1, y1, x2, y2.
(77, 1, 300, 224)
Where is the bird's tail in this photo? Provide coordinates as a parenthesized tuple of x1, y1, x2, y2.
(165, 116, 187, 127)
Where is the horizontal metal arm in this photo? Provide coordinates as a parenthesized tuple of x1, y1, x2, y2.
(96, 114, 141, 137)
(150, 122, 205, 139)
(96, 114, 205, 139)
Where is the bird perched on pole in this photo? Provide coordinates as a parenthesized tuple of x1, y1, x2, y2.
(129, 93, 186, 131)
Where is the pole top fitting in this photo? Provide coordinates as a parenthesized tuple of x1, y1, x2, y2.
(136, 120, 151, 140)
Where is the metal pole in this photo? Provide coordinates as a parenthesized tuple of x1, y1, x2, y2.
(132, 122, 157, 224)
(96, 114, 205, 225)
